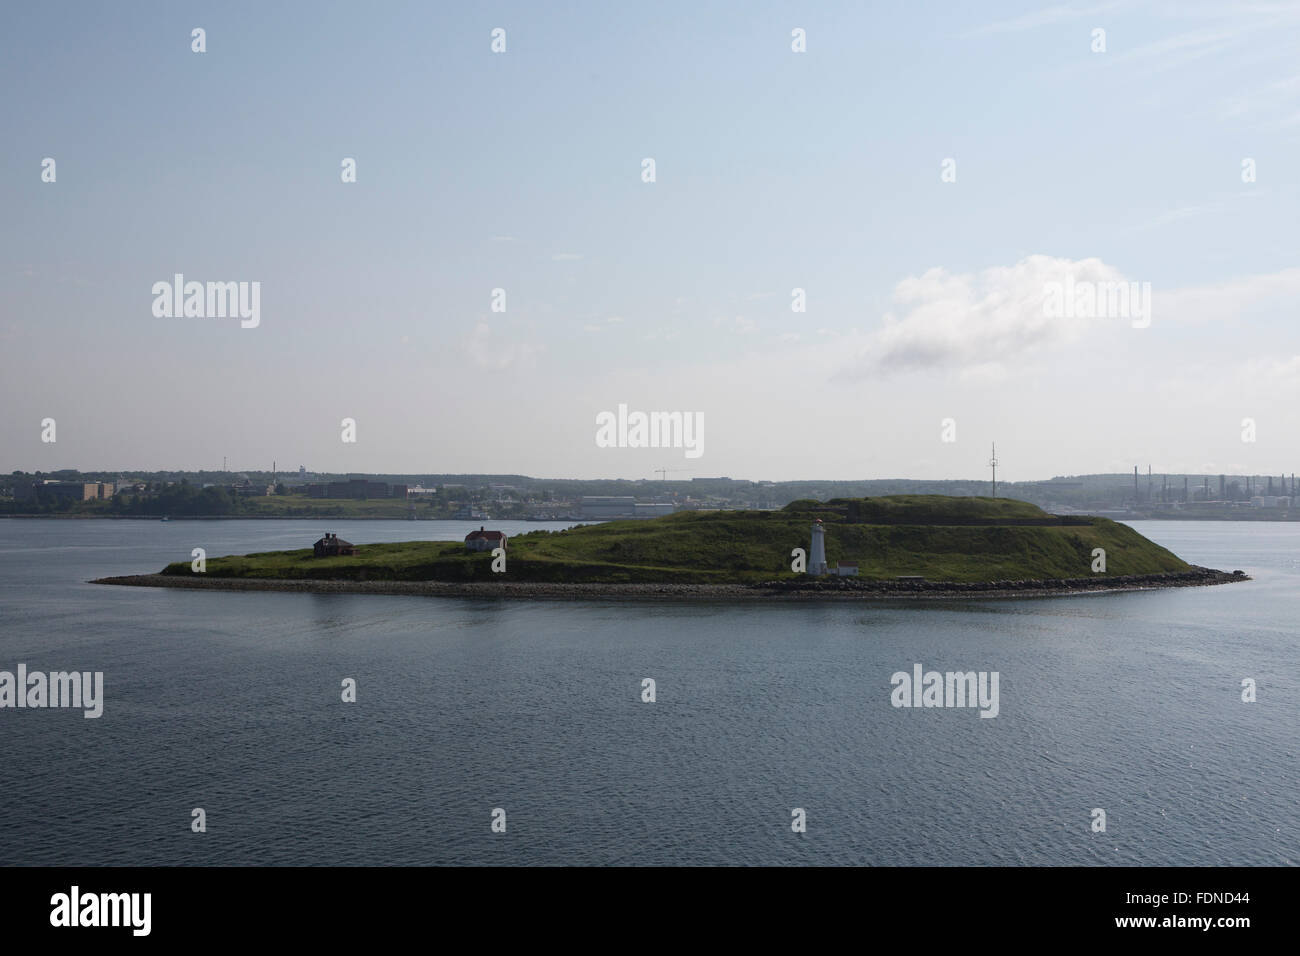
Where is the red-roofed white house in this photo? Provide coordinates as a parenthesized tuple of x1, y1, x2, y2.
(464, 527, 508, 552)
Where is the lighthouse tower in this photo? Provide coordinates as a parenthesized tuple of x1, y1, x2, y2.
(808, 519, 829, 576)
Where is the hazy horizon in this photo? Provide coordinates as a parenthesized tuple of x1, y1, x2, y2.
(8, 464, 1298, 491)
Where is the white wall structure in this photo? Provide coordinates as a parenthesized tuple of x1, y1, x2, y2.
(808, 519, 829, 576)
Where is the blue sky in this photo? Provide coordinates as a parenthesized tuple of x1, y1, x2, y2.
(3, 1, 1298, 480)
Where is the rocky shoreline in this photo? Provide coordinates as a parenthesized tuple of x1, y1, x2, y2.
(92, 566, 1248, 601)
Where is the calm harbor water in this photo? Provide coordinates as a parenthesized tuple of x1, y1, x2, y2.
(0, 518, 1295, 866)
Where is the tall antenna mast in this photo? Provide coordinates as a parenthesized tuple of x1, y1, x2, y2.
(989, 443, 999, 498)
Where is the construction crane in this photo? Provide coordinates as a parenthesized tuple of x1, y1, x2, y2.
(654, 467, 691, 481)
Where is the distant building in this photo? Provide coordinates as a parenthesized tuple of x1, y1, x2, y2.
(69, 482, 100, 501)
(836, 562, 859, 577)
(230, 479, 272, 497)
(64, 482, 94, 501)
(581, 496, 676, 519)
(1251, 496, 1288, 509)
(330, 479, 393, 498)
(303, 479, 398, 499)
(14, 480, 114, 502)
(464, 527, 507, 552)
(313, 532, 357, 557)
(581, 496, 638, 518)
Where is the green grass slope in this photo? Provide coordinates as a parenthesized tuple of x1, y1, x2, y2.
(160, 496, 1191, 584)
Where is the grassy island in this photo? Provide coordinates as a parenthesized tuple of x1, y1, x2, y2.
(152, 496, 1195, 585)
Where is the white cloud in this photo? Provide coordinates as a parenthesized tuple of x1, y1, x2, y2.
(1236, 353, 1300, 388)
(1215, 73, 1300, 116)
(464, 321, 542, 369)
(1154, 267, 1300, 325)
(840, 255, 1130, 377)
(715, 315, 756, 334)
(968, 2, 1123, 36)
(957, 362, 1009, 385)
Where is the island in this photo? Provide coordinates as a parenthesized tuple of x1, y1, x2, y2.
(93, 496, 1248, 600)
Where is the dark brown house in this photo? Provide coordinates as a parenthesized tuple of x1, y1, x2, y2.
(464, 527, 507, 552)
(314, 532, 358, 557)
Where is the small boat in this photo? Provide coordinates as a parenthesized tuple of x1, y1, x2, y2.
(160, 516, 170, 522)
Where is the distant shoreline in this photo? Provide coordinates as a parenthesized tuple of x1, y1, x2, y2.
(1, 514, 515, 522)
(92, 568, 1247, 601)
(7, 512, 1300, 522)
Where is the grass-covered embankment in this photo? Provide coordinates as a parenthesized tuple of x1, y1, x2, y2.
(156, 496, 1192, 585)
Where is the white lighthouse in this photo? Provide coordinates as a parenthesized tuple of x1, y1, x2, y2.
(808, 519, 829, 576)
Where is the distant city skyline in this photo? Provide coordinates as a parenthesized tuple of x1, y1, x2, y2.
(4, 1, 1298, 482)
(9, 462, 1299, 487)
